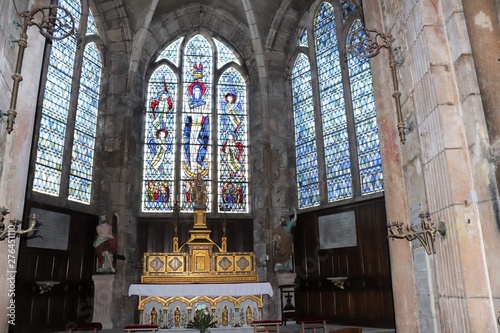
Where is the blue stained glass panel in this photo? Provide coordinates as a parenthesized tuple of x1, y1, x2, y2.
(292, 53, 320, 208)
(142, 65, 177, 212)
(297, 28, 308, 47)
(314, 2, 352, 202)
(156, 37, 183, 66)
(217, 67, 248, 213)
(341, 0, 357, 21)
(33, 0, 81, 196)
(215, 39, 241, 69)
(348, 20, 383, 195)
(86, 10, 98, 35)
(181, 35, 213, 212)
(69, 42, 101, 203)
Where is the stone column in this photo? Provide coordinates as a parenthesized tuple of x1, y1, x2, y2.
(461, 0, 500, 145)
(92, 274, 116, 329)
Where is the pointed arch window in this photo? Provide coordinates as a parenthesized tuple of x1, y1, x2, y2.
(142, 34, 249, 213)
(32, 0, 102, 205)
(292, 1, 383, 209)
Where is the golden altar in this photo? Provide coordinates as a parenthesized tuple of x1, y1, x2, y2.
(130, 206, 270, 329)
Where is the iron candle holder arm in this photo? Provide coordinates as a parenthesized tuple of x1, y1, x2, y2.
(3, 5, 75, 134)
(347, 27, 407, 144)
(387, 211, 446, 255)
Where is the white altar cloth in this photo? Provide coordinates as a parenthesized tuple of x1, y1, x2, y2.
(128, 282, 273, 298)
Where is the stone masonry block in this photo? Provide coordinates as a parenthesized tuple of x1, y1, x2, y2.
(446, 12, 472, 63)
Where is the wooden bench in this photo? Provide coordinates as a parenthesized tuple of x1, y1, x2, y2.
(251, 319, 281, 333)
(124, 324, 158, 333)
(67, 322, 102, 333)
(296, 317, 327, 333)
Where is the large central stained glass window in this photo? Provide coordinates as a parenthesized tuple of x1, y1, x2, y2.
(143, 34, 248, 213)
(292, 1, 383, 209)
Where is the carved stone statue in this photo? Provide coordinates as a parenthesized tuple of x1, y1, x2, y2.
(273, 208, 297, 272)
(93, 215, 116, 273)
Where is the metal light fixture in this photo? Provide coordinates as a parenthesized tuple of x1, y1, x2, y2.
(0, 207, 38, 241)
(2, 5, 75, 134)
(387, 211, 446, 255)
(347, 27, 407, 144)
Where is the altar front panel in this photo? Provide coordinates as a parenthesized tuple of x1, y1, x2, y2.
(129, 283, 272, 329)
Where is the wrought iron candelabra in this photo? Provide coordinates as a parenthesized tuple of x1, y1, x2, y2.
(2, 5, 75, 134)
(347, 27, 406, 144)
(387, 211, 446, 255)
(0, 207, 37, 241)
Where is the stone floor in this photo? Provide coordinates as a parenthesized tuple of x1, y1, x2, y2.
(54, 323, 395, 333)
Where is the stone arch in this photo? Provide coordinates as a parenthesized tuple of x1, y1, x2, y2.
(139, 4, 255, 84)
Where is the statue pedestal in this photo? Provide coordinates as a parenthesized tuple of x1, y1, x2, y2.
(92, 274, 115, 329)
(276, 272, 297, 286)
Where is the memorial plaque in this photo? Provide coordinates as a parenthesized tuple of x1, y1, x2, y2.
(27, 208, 70, 250)
(318, 210, 357, 249)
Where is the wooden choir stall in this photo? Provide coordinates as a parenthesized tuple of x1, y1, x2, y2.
(128, 204, 272, 329)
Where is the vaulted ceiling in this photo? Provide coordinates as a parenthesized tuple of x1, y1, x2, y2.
(120, 0, 312, 45)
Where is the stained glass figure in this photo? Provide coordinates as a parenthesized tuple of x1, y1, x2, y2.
(218, 68, 248, 212)
(142, 66, 177, 212)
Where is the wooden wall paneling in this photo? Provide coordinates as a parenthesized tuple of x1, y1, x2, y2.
(13, 206, 97, 332)
(356, 204, 374, 275)
(321, 290, 336, 316)
(293, 197, 394, 328)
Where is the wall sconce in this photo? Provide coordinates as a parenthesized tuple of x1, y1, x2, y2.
(347, 27, 407, 144)
(2, 5, 75, 134)
(0, 207, 38, 240)
(327, 276, 348, 289)
(387, 211, 446, 255)
(35, 280, 60, 294)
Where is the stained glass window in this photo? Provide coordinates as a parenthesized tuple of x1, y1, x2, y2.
(156, 37, 183, 66)
(33, 0, 102, 205)
(143, 66, 177, 211)
(292, 1, 383, 209)
(143, 34, 249, 213)
(215, 39, 241, 68)
(292, 53, 320, 209)
(218, 68, 248, 212)
(347, 20, 383, 194)
(341, 0, 357, 21)
(69, 42, 102, 203)
(315, 2, 352, 202)
(297, 28, 308, 47)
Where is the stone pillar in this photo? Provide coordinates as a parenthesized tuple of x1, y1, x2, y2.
(462, 0, 500, 145)
(92, 274, 116, 329)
